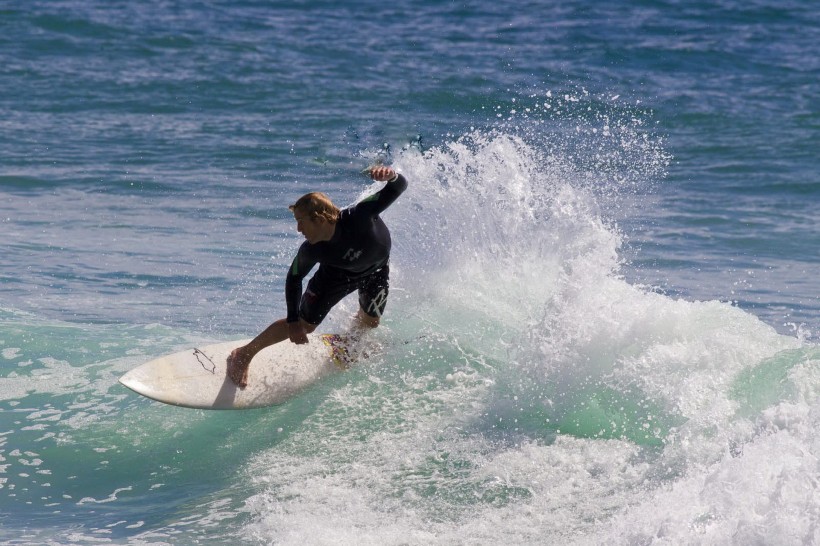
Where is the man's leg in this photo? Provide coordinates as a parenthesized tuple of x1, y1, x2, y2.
(228, 270, 352, 388)
(227, 317, 316, 388)
(356, 307, 380, 328)
(356, 265, 389, 331)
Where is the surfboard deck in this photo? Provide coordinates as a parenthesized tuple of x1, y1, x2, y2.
(119, 333, 357, 409)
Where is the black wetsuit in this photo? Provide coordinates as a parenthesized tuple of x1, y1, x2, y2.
(285, 174, 408, 324)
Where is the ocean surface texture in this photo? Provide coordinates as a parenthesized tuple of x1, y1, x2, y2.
(2, 1, 819, 544)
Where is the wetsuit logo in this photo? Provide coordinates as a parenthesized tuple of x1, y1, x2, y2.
(342, 248, 363, 262)
(367, 288, 387, 317)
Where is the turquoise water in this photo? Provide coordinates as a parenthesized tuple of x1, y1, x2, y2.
(2, 1, 819, 544)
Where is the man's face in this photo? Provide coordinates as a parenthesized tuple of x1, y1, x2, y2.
(293, 210, 325, 244)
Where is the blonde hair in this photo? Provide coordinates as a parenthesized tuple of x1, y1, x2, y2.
(289, 192, 340, 224)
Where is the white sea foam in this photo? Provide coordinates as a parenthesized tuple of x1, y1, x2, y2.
(241, 121, 819, 544)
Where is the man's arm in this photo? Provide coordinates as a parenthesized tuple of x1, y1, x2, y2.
(360, 166, 408, 215)
(285, 243, 318, 323)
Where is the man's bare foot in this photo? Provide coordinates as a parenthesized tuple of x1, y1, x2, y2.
(226, 348, 251, 389)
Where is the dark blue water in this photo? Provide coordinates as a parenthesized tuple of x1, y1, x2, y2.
(1, 1, 818, 544)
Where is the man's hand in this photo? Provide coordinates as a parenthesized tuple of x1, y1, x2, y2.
(288, 321, 309, 344)
(226, 348, 251, 389)
(369, 165, 398, 182)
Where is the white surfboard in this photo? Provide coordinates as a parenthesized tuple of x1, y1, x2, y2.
(119, 333, 358, 409)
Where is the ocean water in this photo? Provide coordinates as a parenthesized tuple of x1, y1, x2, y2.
(1, 0, 819, 544)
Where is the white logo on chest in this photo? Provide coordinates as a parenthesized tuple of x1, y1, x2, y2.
(342, 248, 363, 262)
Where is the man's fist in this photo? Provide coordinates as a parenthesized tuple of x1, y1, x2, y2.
(369, 166, 398, 182)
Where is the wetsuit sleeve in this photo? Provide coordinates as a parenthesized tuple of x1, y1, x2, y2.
(285, 243, 318, 323)
(356, 173, 408, 216)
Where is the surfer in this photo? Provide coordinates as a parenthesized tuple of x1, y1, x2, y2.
(227, 165, 408, 388)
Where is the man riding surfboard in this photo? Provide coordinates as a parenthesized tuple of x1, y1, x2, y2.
(227, 165, 408, 388)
